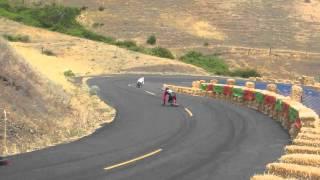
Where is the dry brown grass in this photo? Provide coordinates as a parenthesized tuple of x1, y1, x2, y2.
(50, 0, 320, 79)
(267, 163, 320, 179)
(0, 37, 116, 155)
(280, 154, 320, 167)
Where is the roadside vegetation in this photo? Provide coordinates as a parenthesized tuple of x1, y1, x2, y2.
(2, 34, 30, 42)
(180, 51, 261, 77)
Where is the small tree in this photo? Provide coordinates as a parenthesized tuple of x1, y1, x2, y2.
(146, 35, 156, 45)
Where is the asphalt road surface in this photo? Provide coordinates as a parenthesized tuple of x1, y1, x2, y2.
(0, 75, 289, 180)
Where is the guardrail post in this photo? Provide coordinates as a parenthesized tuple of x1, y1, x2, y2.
(4, 110, 7, 154)
(1, 109, 8, 155)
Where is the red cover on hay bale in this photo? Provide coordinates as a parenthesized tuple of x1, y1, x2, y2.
(223, 86, 233, 96)
(206, 84, 213, 91)
(244, 89, 255, 101)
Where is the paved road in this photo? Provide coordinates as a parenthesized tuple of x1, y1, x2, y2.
(0, 75, 289, 180)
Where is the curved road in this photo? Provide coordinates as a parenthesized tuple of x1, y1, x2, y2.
(0, 75, 289, 180)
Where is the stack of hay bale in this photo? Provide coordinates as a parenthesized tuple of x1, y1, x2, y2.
(164, 78, 320, 179)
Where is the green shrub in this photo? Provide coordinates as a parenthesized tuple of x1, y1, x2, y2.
(149, 47, 175, 59)
(114, 40, 145, 52)
(2, 34, 30, 42)
(230, 68, 261, 78)
(146, 35, 156, 45)
(115, 40, 137, 48)
(180, 51, 229, 75)
(203, 42, 209, 47)
(63, 70, 75, 77)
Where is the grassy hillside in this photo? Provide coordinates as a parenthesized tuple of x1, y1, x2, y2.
(0, 0, 177, 60)
(0, 38, 114, 155)
(26, 0, 320, 78)
(0, 1, 261, 77)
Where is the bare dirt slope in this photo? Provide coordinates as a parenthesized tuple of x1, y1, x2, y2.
(33, 0, 320, 78)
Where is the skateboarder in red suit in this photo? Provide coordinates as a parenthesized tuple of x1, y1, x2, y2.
(162, 87, 177, 106)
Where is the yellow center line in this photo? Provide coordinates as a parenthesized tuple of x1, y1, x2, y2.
(145, 90, 156, 96)
(104, 149, 162, 171)
(184, 108, 193, 117)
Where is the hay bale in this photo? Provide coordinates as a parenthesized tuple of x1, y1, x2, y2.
(245, 81, 255, 88)
(301, 76, 316, 86)
(227, 78, 235, 85)
(300, 127, 320, 135)
(267, 84, 277, 92)
(248, 77, 256, 81)
(256, 77, 263, 82)
(250, 174, 287, 180)
(267, 163, 320, 179)
(290, 85, 302, 102)
(284, 80, 293, 84)
(297, 133, 320, 141)
(299, 109, 318, 123)
(192, 81, 200, 89)
(285, 145, 320, 155)
(289, 124, 300, 139)
(293, 80, 301, 85)
(293, 139, 320, 147)
(210, 79, 218, 84)
(280, 154, 320, 167)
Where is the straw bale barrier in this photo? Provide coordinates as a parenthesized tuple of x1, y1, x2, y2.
(293, 139, 320, 147)
(297, 133, 320, 141)
(163, 79, 320, 179)
(300, 127, 320, 135)
(291, 85, 303, 102)
(250, 174, 294, 180)
(280, 154, 320, 167)
(245, 82, 255, 89)
(285, 145, 320, 155)
(267, 163, 320, 179)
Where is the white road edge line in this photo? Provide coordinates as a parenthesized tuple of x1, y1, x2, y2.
(145, 90, 156, 96)
(184, 108, 193, 117)
(104, 149, 163, 171)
